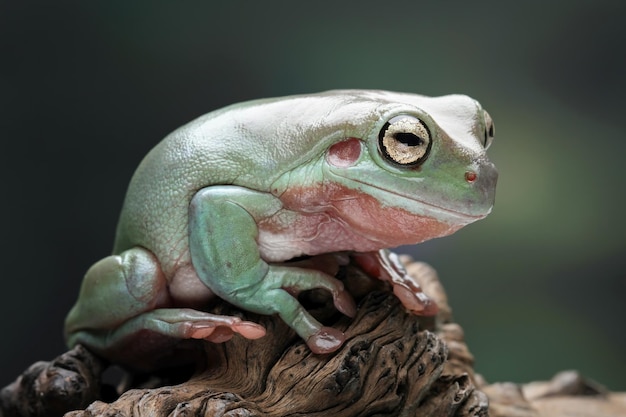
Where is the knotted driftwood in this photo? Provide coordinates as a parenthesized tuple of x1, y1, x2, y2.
(1, 259, 624, 417)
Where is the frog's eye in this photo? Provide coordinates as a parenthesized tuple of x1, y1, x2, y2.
(483, 110, 495, 149)
(378, 115, 431, 167)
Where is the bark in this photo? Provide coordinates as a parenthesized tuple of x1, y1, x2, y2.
(1, 259, 623, 417)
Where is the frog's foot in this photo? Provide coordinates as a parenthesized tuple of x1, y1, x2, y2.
(272, 264, 357, 318)
(68, 308, 266, 357)
(182, 313, 267, 343)
(281, 253, 356, 317)
(352, 250, 438, 316)
(225, 266, 357, 354)
(148, 308, 267, 343)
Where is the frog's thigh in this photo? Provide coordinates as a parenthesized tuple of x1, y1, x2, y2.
(65, 247, 169, 341)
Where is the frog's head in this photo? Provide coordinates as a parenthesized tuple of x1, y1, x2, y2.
(275, 90, 498, 249)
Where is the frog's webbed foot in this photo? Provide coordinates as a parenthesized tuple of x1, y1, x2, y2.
(352, 250, 438, 316)
(114, 308, 266, 344)
(67, 308, 266, 364)
(282, 255, 357, 354)
(166, 309, 267, 342)
(282, 253, 357, 318)
(234, 263, 357, 354)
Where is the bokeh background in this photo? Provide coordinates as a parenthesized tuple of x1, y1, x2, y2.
(1, 1, 624, 390)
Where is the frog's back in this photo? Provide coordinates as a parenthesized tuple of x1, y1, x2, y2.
(111, 90, 451, 275)
(111, 104, 274, 273)
(111, 92, 349, 272)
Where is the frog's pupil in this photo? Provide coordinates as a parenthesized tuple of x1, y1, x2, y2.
(394, 132, 423, 147)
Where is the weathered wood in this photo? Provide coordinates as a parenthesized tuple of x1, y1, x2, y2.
(0, 344, 107, 417)
(484, 371, 626, 417)
(2, 259, 624, 417)
(67, 283, 485, 416)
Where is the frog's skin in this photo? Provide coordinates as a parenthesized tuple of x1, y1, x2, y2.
(65, 90, 497, 368)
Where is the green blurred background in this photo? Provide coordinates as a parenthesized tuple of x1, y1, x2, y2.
(1, 1, 624, 390)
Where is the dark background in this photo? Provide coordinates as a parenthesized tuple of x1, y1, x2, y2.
(1, 1, 625, 389)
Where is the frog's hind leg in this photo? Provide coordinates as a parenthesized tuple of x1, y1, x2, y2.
(65, 248, 170, 338)
(67, 307, 266, 370)
(64, 247, 265, 367)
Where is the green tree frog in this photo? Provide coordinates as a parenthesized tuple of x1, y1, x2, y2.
(65, 90, 497, 368)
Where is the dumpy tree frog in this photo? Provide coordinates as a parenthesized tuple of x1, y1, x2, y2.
(65, 90, 497, 368)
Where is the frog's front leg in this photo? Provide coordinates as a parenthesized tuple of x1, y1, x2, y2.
(352, 250, 438, 316)
(64, 247, 266, 364)
(189, 186, 357, 354)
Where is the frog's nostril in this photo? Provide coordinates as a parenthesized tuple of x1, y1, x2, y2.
(465, 171, 477, 183)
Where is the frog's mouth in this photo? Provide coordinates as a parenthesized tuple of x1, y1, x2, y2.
(330, 177, 492, 226)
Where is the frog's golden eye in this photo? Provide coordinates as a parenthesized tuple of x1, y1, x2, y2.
(483, 110, 495, 149)
(378, 115, 431, 167)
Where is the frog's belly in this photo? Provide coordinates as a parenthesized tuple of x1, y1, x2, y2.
(256, 209, 461, 263)
(257, 213, 371, 262)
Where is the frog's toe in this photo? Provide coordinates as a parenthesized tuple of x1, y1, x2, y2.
(334, 290, 357, 318)
(393, 284, 439, 316)
(306, 326, 345, 354)
(232, 321, 267, 339)
(189, 323, 219, 339)
(205, 327, 235, 343)
(188, 320, 266, 342)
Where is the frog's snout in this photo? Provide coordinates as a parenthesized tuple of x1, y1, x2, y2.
(469, 161, 498, 208)
(465, 161, 497, 183)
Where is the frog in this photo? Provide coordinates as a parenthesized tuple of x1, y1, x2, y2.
(64, 90, 497, 369)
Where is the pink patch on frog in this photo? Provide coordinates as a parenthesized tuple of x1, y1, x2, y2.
(278, 182, 464, 250)
(232, 322, 266, 339)
(190, 326, 217, 339)
(326, 138, 362, 167)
